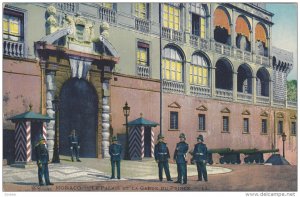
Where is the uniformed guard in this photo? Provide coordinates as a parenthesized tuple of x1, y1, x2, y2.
(109, 136, 122, 179)
(68, 129, 81, 162)
(154, 134, 173, 182)
(35, 136, 54, 186)
(192, 134, 208, 182)
(173, 133, 189, 184)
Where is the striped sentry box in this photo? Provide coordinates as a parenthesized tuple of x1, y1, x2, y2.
(42, 122, 47, 141)
(15, 122, 27, 162)
(26, 121, 31, 162)
(141, 126, 144, 158)
(151, 128, 155, 158)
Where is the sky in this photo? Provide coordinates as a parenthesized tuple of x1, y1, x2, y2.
(266, 3, 298, 80)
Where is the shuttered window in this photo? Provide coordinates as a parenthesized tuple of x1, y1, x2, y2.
(170, 111, 179, 130)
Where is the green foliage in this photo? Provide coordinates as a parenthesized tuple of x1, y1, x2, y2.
(287, 80, 297, 101)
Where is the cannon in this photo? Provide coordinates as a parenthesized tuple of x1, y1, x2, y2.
(243, 149, 279, 164)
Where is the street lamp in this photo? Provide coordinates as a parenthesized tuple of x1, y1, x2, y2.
(123, 101, 130, 160)
(281, 132, 287, 158)
(52, 95, 60, 163)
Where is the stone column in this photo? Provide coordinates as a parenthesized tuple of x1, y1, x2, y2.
(233, 71, 237, 101)
(45, 69, 56, 160)
(270, 77, 273, 106)
(210, 4, 215, 50)
(231, 9, 236, 48)
(211, 66, 216, 98)
(102, 76, 111, 158)
(252, 75, 257, 104)
(252, 20, 256, 62)
(185, 61, 191, 95)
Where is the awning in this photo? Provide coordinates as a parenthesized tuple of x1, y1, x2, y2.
(214, 8, 231, 34)
(236, 16, 250, 40)
(7, 110, 53, 123)
(255, 23, 267, 45)
(127, 117, 159, 127)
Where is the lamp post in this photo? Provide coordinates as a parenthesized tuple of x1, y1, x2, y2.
(52, 96, 60, 163)
(123, 101, 130, 160)
(281, 132, 287, 158)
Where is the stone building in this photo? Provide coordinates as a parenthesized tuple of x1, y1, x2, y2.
(3, 3, 297, 164)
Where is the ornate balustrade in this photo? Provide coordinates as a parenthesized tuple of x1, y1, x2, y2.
(215, 42, 231, 56)
(135, 18, 150, 33)
(216, 89, 233, 100)
(137, 65, 150, 78)
(190, 85, 210, 97)
(256, 96, 270, 105)
(162, 27, 184, 43)
(99, 6, 116, 23)
(3, 40, 25, 58)
(237, 92, 252, 102)
(163, 80, 184, 94)
(256, 55, 269, 67)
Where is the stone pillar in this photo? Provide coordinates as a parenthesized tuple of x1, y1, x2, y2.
(211, 66, 216, 98)
(252, 20, 256, 62)
(210, 4, 215, 49)
(45, 69, 56, 160)
(231, 9, 236, 48)
(270, 77, 273, 106)
(252, 75, 257, 104)
(185, 61, 191, 95)
(233, 71, 237, 101)
(102, 78, 111, 158)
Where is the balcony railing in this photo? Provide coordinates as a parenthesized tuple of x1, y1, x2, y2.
(256, 96, 270, 105)
(3, 40, 25, 58)
(190, 85, 210, 97)
(137, 65, 150, 78)
(237, 92, 252, 102)
(162, 27, 184, 43)
(215, 42, 231, 56)
(215, 89, 233, 100)
(55, 3, 77, 12)
(256, 55, 269, 67)
(99, 6, 116, 23)
(235, 48, 251, 62)
(135, 18, 150, 33)
(163, 80, 184, 94)
(189, 34, 209, 50)
(273, 99, 285, 107)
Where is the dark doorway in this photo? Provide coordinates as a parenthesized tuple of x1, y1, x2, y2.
(215, 60, 233, 90)
(144, 127, 152, 158)
(31, 122, 43, 161)
(59, 78, 98, 157)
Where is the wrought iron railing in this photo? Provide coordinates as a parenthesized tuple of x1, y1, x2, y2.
(135, 18, 150, 33)
(163, 80, 184, 94)
(137, 65, 150, 78)
(99, 6, 116, 23)
(162, 27, 184, 43)
(3, 40, 25, 58)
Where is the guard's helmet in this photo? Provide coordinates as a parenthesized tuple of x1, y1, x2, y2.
(112, 136, 118, 142)
(157, 134, 164, 140)
(197, 134, 204, 142)
(179, 133, 186, 139)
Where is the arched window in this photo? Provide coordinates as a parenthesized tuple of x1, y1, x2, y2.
(237, 64, 253, 94)
(215, 59, 233, 90)
(213, 7, 231, 44)
(190, 3, 207, 39)
(255, 23, 268, 56)
(235, 16, 251, 51)
(256, 68, 270, 96)
(190, 53, 209, 86)
(162, 46, 183, 82)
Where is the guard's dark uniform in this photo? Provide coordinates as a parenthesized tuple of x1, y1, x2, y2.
(68, 130, 80, 162)
(35, 137, 53, 186)
(154, 135, 172, 181)
(109, 136, 122, 179)
(192, 135, 208, 181)
(174, 133, 189, 184)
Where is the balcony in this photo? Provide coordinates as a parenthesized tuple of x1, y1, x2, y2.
(3, 40, 25, 58)
(256, 96, 270, 105)
(273, 99, 285, 107)
(235, 48, 251, 62)
(99, 6, 116, 23)
(55, 3, 77, 13)
(137, 65, 150, 78)
(162, 27, 185, 43)
(216, 89, 233, 100)
(256, 55, 269, 67)
(237, 92, 252, 103)
(190, 85, 210, 97)
(163, 80, 184, 94)
(189, 34, 209, 50)
(135, 18, 150, 33)
(215, 42, 232, 56)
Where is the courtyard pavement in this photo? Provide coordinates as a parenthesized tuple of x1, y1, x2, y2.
(3, 155, 231, 184)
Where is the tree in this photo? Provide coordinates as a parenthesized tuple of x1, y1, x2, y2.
(287, 80, 297, 101)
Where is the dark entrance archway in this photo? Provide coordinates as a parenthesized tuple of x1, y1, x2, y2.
(59, 78, 98, 157)
(144, 126, 152, 158)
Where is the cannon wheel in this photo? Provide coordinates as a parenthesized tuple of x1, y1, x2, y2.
(219, 157, 224, 164)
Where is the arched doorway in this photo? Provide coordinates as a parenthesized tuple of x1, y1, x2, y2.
(59, 78, 98, 157)
(215, 59, 233, 90)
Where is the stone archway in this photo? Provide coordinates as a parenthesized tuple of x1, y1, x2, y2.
(59, 78, 98, 157)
